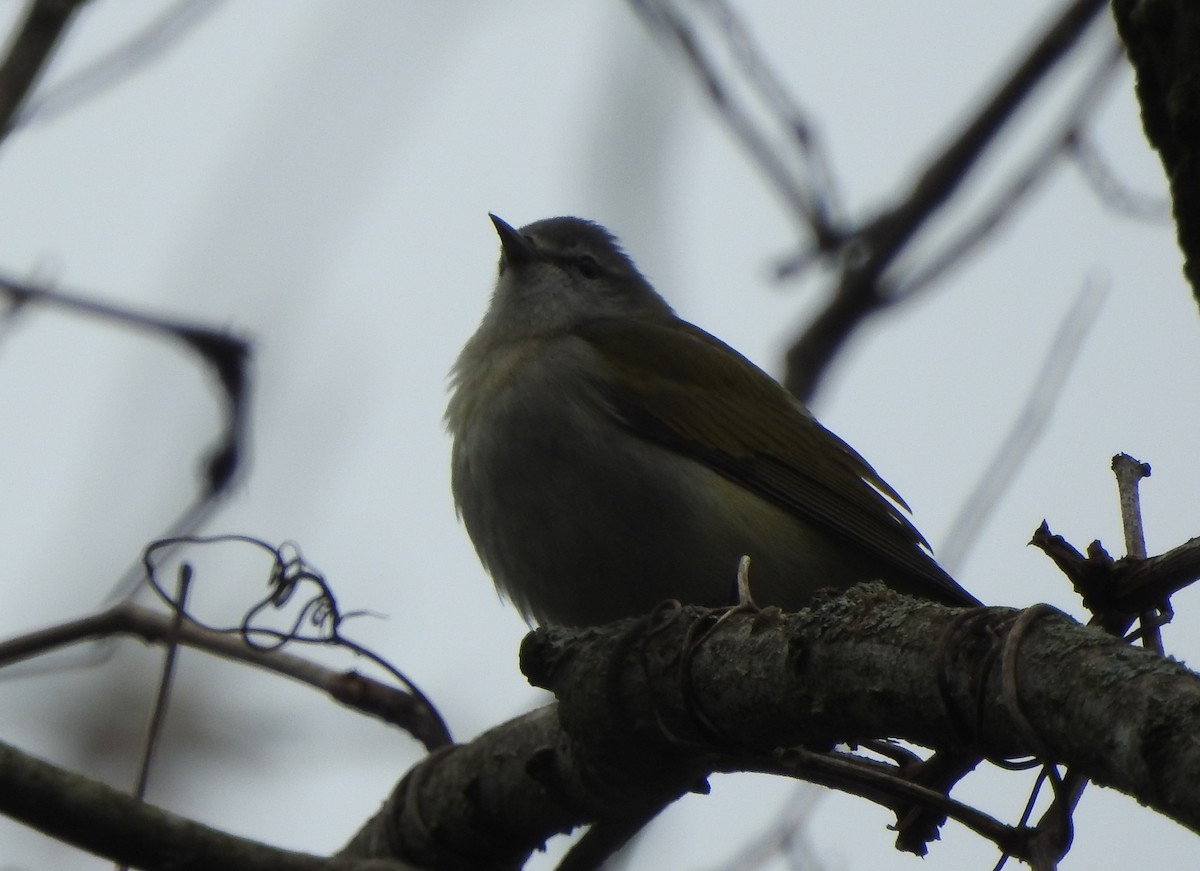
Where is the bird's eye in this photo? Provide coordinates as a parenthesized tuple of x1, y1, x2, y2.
(575, 255, 601, 279)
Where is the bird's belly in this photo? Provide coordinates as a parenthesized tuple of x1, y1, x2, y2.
(453, 389, 875, 625)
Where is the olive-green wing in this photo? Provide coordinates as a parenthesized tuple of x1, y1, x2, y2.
(577, 317, 978, 607)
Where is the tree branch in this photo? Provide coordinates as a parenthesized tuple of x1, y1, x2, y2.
(341, 586, 1200, 868)
(0, 738, 414, 871)
(784, 0, 1109, 399)
(0, 0, 85, 139)
(6, 587, 1197, 869)
(1112, 0, 1200, 304)
(0, 601, 446, 749)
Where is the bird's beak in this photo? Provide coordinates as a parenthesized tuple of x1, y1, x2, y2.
(489, 213, 536, 269)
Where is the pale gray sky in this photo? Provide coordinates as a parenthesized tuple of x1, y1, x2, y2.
(0, 2, 1196, 869)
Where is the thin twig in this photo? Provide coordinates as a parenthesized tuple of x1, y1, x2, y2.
(0, 273, 251, 605)
(893, 36, 1126, 300)
(783, 0, 1109, 400)
(0, 738, 417, 871)
(0, 601, 438, 742)
(1111, 452, 1163, 652)
(856, 0, 1110, 273)
(138, 534, 451, 749)
(1112, 453, 1150, 561)
(626, 0, 841, 246)
(937, 278, 1106, 573)
(131, 566, 193, 803)
(728, 747, 1026, 859)
(14, 0, 224, 129)
(1109, 535, 1200, 609)
(0, 275, 250, 499)
(0, 270, 230, 338)
(117, 566, 193, 871)
(1069, 133, 1172, 223)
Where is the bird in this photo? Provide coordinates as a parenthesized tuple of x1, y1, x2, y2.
(446, 214, 979, 626)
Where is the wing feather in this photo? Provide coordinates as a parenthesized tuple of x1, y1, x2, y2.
(576, 318, 978, 606)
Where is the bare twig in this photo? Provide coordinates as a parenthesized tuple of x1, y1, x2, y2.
(1112, 453, 1150, 561)
(1031, 524, 1200, 635)
(784, 0, 1109, 400)
(0, 600, 444, 745)
(1110, 535, 1200, 608)
(728, 748, 1022, 857)
(1024, 768, 1088, 871)
(130, 566, 192, 803)
(626, 0, 841, 247)
(0, 273, 251, 604)
(0, 276, 250, 492)
(853, 0, 1110, 275)
(1023, 452, 1180, 865)
(937, 278, 1106, 573)
(893, 37, 1126, 300)
(1069, 133, 1172, 222)
(118, 566, 194, 871)
(1111, 453, 1164, 652)
(0, 270, 242, 351)
(140, 535, 453, 750)
(14, 0, 224, 129)
(0, 0, 86, 139)
(0, 738, 415, 871)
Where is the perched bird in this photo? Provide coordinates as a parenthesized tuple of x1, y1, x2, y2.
(447, 215, 979, 626)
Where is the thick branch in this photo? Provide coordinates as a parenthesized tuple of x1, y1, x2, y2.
(7, 587, 1196, 869)
(525, 588, 1200, 805)
(338, 705, 708, 871)
(344, 586, 1200, 868)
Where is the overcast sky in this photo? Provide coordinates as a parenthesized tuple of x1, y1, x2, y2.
(0, 2, 1197, 869)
